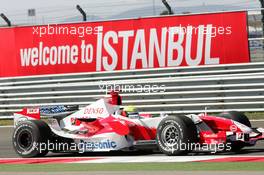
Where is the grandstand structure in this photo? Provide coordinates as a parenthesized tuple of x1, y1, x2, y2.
(1, 61, 264, 119)
(248, 10, 264, 62)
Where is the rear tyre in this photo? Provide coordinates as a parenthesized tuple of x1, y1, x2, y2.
(218, 111, 250, 152)
(156, 116, 198, 156)
(12, 120, 51, 158)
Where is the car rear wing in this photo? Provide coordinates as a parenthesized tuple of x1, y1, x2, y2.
(13, 105, 79, 126)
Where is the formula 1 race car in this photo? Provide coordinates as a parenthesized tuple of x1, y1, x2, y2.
(12, 92, 264, 157)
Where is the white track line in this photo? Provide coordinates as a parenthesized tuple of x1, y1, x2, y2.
(74, 155, 264, 163)
(1, 155, 264, 163)
(0, 125, 13, 128)
(72, 156, 229, 163)
(250, 119, 264, 122)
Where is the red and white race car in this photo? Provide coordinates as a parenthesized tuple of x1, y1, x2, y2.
(12, 92, 264, 157)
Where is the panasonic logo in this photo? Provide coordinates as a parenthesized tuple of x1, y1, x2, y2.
(79, 139, 117, 150)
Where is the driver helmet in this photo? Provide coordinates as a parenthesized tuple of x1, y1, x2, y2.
(123, 106, 139, 118)
(124, 105, 137, 113)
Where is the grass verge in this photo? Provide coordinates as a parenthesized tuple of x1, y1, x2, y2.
(0, 162, 264, 172)
(245, 112, 264, 120)
(0, 119, 13, 126)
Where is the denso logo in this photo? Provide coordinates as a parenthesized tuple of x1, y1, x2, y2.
(27, 108, 39, 114)
(84, 107, 104, 115)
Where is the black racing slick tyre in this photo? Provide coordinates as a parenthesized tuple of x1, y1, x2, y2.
(156, 116, 198, 156)
(218, 111, 251, 152)
(12, 120, 51, 158)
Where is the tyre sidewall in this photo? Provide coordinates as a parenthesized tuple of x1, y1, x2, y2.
(12, 121, 48, 158)
(156, 117, 193, 155)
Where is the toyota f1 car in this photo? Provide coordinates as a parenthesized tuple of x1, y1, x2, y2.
(12, 92, 264, 157)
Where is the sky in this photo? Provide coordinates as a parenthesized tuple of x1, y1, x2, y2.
(0, 0, 259, 10)
(0, 0, 261, 25)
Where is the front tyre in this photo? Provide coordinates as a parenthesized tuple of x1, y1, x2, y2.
(156, 116, 198, 156)
(12, 120, 51, 158)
